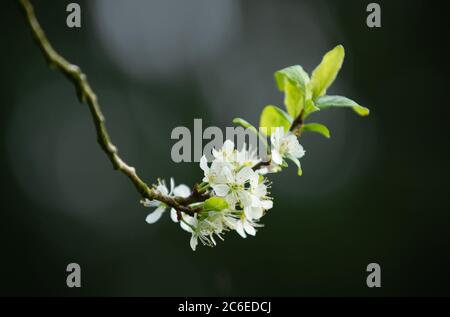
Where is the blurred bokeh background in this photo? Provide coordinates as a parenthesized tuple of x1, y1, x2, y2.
(1, 0, 449, 296)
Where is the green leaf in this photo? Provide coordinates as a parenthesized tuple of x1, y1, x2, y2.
(302, 123, 331, 138)
(315, 95, 370, 116)
(259, 105, 292, 136)
(303, 99, 320, 118)
(309, 45, 345, 100)
(285, 154, 303, 176)
(203, 197, 229, 212)
(274, 66, 310, 119)
(275, 65, 310, 91)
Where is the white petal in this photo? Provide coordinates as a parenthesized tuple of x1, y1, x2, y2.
(261, 199, 273, 210)
(145, 206, 166, 224)
(183, 214, 197, 227)
(225, 194, 238, 209)
(170, 178, 175, 194)
(213, 184, 230, 196)
(223, 166, 235, 183)
(251, 207, 264, 220)
(289, 140, 305, 158)
(244, 221, 256, 236)
(170, 208, 179, 223)
(174, 184, 191, 198)
(141, 199, 160, 208)
(180, 220, 193, 233)
(190, 235, 198, 251)
(223, 140, 235, 153)
(235, 148, 245, 163)
(200, 155, 209, 173)
(235, 221, 247, 238)
(236, 167, 254, 184)
(270, 127, 284, 146)
(243, 206, 253, 220)
(271, 150, 283, 165)
(238, 190, 252, 207)
(255, 183, 267, 197)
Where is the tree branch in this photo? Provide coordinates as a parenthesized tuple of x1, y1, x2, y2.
(18, 0, 200, 215)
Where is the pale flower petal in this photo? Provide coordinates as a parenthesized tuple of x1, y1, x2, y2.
(238, 190, 253, 208)
(190, 235, 198, 251)
(170, 178, 175, 194)
(271, 150, 283, 165)
(236, 166, 255, 184)
(173, 184, 191, 198)
(251, 207, 264, 220)
(223, 139, 235, 154)
(180, 220, 193, 233)
(141, 199, 160, 208)
(170, 208, 178, 223)
(200, 155, 209, 173)
(213, 184, 230, 196)
(244, 221, 256, 236)
(261, 199, 273, 210)
(235, 221, 247, 238)
(145, 206, 166, 224)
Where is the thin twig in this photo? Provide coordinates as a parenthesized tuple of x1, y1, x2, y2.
(18, 0, 200, 215)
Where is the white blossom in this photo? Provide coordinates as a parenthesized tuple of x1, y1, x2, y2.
(212, 166, 257, 209)
(235, 214, 263, 238)
(212, 139, 236, 163)
(270, 127, 305, 165)
(244, 177, 273, 221)
(141, 178, 190, 224)
(200, 155, 232, 186)
(142, 140, 275, 251)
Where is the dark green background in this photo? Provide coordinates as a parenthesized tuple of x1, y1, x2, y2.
(1, 0, 449, 296)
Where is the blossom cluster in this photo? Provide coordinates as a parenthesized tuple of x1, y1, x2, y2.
(141, 127, 305, 251)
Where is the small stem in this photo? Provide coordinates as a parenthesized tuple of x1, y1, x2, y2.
(290, 109, 304, 137)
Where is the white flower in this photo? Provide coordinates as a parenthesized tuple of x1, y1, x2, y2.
(270, 127, 305, 165)
(141, 178, 191, 224)
(244, 177, 273, 221)
(141, 138, 276, 251)
(180, 214, 201, 251)
(235, 214, 263, 238)
(212, 166, 257, 209)
(180, 213, 218, 251)
(200, 155, 233, 186)
(212, 140, 236, 163)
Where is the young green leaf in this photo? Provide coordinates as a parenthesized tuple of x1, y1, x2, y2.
(275, 65, 310, 91)
(259, 105, 292, 136)
(309, 45, 345, 100)
(301, 123, 331, 138)
(284, 80, 303, 119)
(303, 99, 320, 118)
(274, 65, 310, 119)
(203, 197, 229, 212)
(315, 95, 370, 116)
